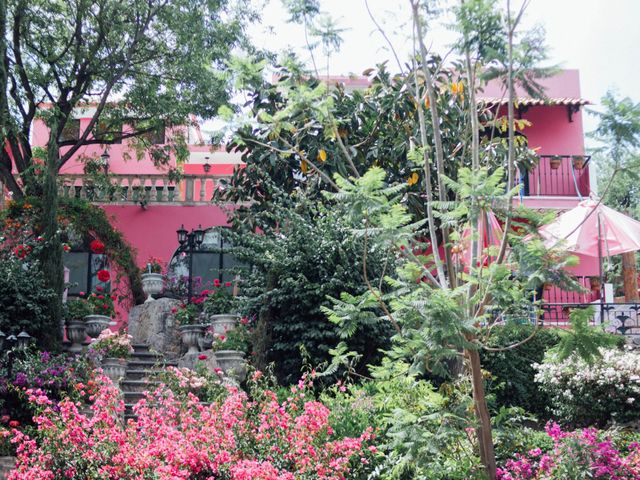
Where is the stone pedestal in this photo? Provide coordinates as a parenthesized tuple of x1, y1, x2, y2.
(0, 456, 15, 479)
(177, 349, 219, 372)
(128, 298, 181, 359)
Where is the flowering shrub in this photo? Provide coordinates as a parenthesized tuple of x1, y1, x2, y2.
(497, 423, 640, 479)
(202, 279, 237, 315)
(85, 287, 116, 317)
(2, 373, 376, 480)
(535, 347, 640, 426)
(88, 329, 133, 359)
(155, 364, 227, 403)
(144, 256, 164, 274)
(172, 302, 202, 325)
(211, 320, 251, 352)
(0, 349, 94, 433)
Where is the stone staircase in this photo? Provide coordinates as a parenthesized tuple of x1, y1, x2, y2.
(122, 343, 177, 417)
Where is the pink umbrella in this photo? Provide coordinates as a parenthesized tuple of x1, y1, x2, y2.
(538, 199, 640, 257)
(455, 210, 504, 268)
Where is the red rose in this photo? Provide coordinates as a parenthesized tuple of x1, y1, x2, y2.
(95, 286, 104, 292)
(198, 354, 208, 360)
(8, 420, 19, 428)
(90, 239, 105, 254)
(97, 270, 110, 282)
(13, 245, 27, 259)
(224, 281, 232, 287)
(171, 307, 177, 314)
(102, 304, 108, 310)
(97, 295, 105, 300)
(200, 290, 210, 297)
(63, 244, 71, 252)
(213, 279, 221, 287)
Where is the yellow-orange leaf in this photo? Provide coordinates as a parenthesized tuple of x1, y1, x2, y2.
(300, 160, 308, 174)
(407, 172, 419, 186)
(317, 149, 327, 162)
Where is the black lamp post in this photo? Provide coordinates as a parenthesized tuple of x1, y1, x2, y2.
(0, 331, 28, 378)
(100, 149, 110, 175)
(176, 224, 205, 303)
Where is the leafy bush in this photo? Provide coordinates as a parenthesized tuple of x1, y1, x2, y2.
(230, 202, 393, 384)
(535, 347, 640, 427)
(497, 423, 640, 479)
(481, 324, 563, 419)
(3, 373, 376, 479)
(0, 259, 58, 346)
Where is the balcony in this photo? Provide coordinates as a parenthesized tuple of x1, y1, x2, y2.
(519, 154, 591, 198)
(58, 173, 231, 205)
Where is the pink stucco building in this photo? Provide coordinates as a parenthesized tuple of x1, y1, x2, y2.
(6, 70, 599, 326)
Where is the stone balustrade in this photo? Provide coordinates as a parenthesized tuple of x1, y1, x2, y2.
(58, 174, 230, 205)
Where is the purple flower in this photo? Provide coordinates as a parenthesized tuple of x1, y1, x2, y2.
(40, 351, 51, 363)
(13, 372, 28, 387)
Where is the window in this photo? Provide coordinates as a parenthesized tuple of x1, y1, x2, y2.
(167, 227, 243, 296)
(93, 120, 123, 144)
(59, 119, 80, 143)
(63, 236, 111, 296)
(130, 119, 165, 145)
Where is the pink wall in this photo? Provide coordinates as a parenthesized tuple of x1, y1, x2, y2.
(101, 204, 231, 324)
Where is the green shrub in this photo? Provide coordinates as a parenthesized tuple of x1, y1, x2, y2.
(0, 259, 58, 346)
(481, 324, 563, 419)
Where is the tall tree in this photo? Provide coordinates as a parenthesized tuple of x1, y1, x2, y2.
(0, 0, 255, 338)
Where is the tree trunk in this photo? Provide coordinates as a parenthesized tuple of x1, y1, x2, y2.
(467, 346, 497, 480)
(622, 251, 639, 302)
(40, 116, 64, 349)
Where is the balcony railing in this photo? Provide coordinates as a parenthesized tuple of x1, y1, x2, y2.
(541, 302, 640, 337)
(58, 174, 230, 205)
(520, 154, 591, 197)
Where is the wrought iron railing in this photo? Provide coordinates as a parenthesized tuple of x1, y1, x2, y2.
(540, 302, 640, 337)
(58, 173, 231, 205)
(520, 154, 591, 197)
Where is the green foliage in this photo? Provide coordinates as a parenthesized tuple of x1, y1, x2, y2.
(228, 198, 393, 385)
(0, 258, 58, 346)
(590, 91, 640, 218)
(550, 307, 622, 363)
(63, 298, 93, 322)
(481, 324, 563, 419)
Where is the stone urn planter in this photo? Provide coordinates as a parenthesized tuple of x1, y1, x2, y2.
(84, 314, 111, 339)
(141, 273, 164, 303)
(179, 324, 204, 354)
(66, 320, 86, 353)
(0, 456, 16, 479)
(101, 357, 127, 384)
(214, 350, 247, 382)
(210, 314, 239, 335)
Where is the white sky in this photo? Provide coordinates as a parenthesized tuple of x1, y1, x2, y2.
(248, 0, 640, 140)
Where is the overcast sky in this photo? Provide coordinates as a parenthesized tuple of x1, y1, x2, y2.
(249, 0, 640, 139)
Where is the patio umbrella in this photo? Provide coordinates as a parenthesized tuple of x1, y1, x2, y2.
(538, 199, 640, 257)
(455, 209, 504, 269)
(538, 199, 640, 304)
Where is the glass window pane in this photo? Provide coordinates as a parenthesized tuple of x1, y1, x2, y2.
(63, 252, 89, 294)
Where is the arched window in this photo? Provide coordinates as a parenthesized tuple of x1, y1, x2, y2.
(167, 227, 240, 295)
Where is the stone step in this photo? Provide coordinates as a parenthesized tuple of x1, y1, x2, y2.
(121, 379, 161, 393)
(127, 359, 177, 370)
(124, 368, 155, 381)
(131, 343, 151, 354)
(130, 350, 164, 361)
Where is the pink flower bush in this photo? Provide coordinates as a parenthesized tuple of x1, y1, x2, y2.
(497, 422, 640, 480)
(2, 373, 376, 479)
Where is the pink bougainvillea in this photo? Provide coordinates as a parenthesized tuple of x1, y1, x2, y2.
(497, 422, 640, 480)
(2, 374, 376, 480)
